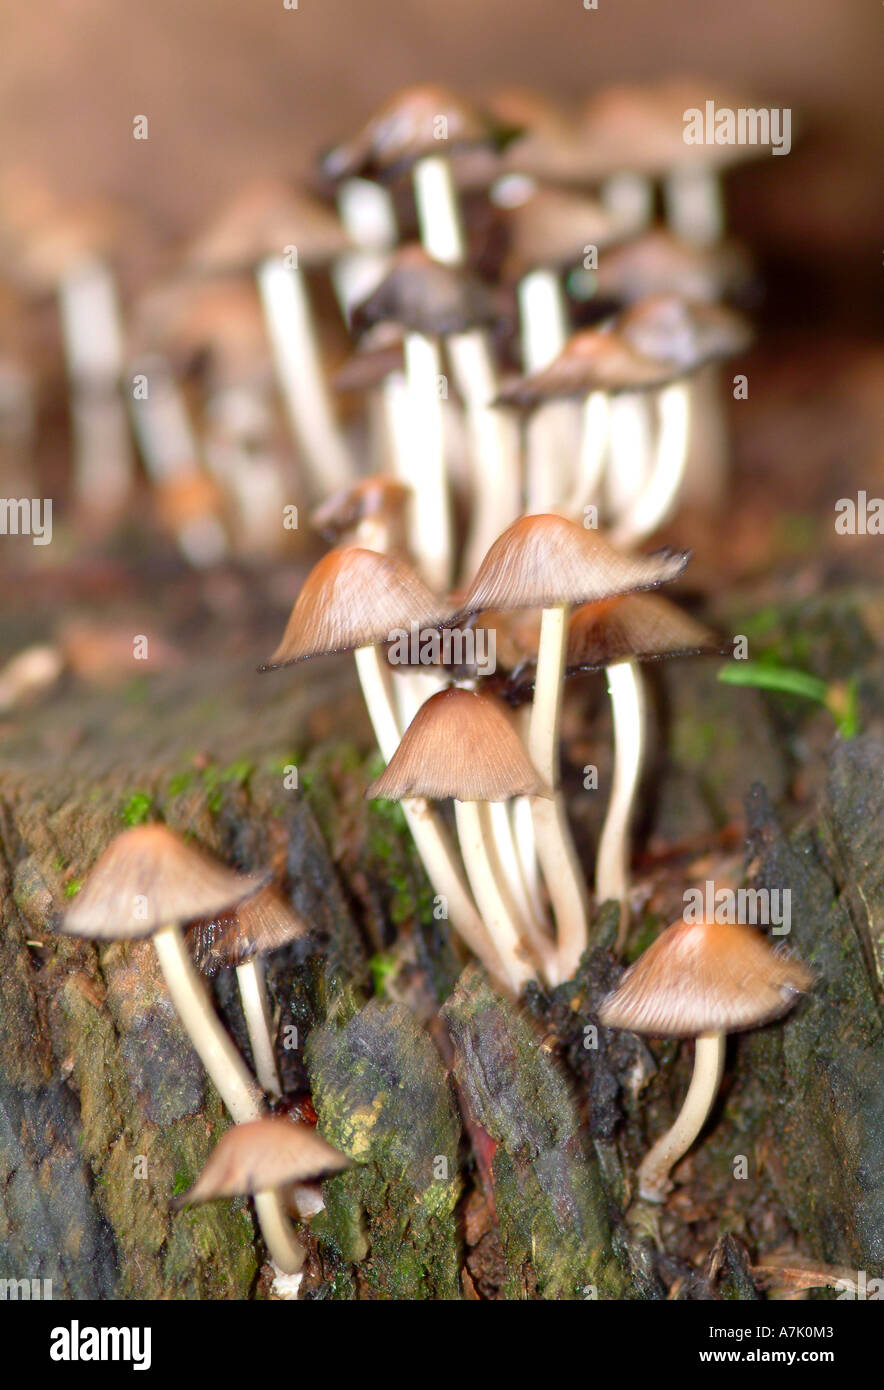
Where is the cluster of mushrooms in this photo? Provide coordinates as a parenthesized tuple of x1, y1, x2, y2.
(56, 80, 814, 1288)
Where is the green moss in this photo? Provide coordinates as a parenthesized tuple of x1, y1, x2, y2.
(63, 877, 83, 898)
(120, 790, 154, 826)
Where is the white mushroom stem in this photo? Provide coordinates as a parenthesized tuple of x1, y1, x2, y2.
(353, 644, 509, 990)
(235, 957, 281, 1098)
(447, 329, 522, 582)
(59, 259, 134, 520)
(257, 254, 352, 498)
(604, 392, 653, 526)
(203, 386, 287, 559)
(600, 172, 654, 234)
(518, 267, 576, 515)
(637, 1031, 725, 1202)
(412, 154, 466, 266)
(332, 177, 397, 323)
(527, 603, 591, 982)
(610, 380, 691, 548)
(680, 366, 729, 510)
(595, 659, 646, 953)
(663, 168, 725, 247)
(152, 923, 265, 1124)
(485, 800, 556, 982)
(454, 799, 538, 993)
(379, 369, 412, 480)
(252, 1190, 305, 1274)
(403, 332, 452, 592)
(511, 791, 546, 926)
(562, 391, 610, 520)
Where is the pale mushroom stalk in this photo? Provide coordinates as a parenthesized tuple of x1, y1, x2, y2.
(412, 154, 466, 267)
(453, 799, 538, 993)
(511, 790, 546, 926)
(485, 800, 556, 981)
(151, 923, 265, 1125)
(562, 390, 610, 520)
(332, 178, 397, 323)
(663, 168, 725, 248)
(527, 603, 591, 981)
(203, 386, 287, 559)
(600, 172, 654, 234)
(59, 259, 134, 519)
(403, 331, 453, 591)
(252, 1191, 306, 1274)
(352, 644, 508, 988)
(447, 329, 522, 581)
(604, 392, 653, 526)
(637, 1031, 725, 1202)
(257, 255, 352, 497)
(235, 956, 281, 1099)
(594, 659, 646, 952)
(610, 380, 692, 548)
(518, 267, 575, 515)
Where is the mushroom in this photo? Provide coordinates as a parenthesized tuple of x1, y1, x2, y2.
(186, 179, 353, 499)
(61, 824, 266, 1124)
(457, 514, 689, 979)
(260, 546, 506, 988)
(599, 915, 813, 1201)
(172, 1115, 350, 1273)
(310, 475, 410, 555)
(367, 686, 554, 990)
(192, 885, 308, 1100)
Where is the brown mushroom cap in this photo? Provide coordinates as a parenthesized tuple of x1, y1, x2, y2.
(261, 546, 451, 669)
(62, 825, 264, 940)
(616, 293, 753, 374)
(598, 917, 814, 1037)
(594, 230, 753, 306)
(309, 476, 411, 546)
(500, 185, 630, 276)
(366, 686, 549, 802)
(320, 84, 498, 184)
(566, 592, 721, 671)
(172, 1116, 351, 1207)
(186, 179, 350, 275)
(353, 244, 500, 338)
(331, 323, 405, 393)
(495, 327, 677, 407)
(457, 514, 689, 615)
(191, 885, 308, 972)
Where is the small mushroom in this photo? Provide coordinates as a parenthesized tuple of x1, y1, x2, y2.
(599, 915, 813, 1201)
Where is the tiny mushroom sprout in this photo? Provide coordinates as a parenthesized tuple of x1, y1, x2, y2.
(61, 824, 266, 1124)
(456, 513, 689, 980)
(599, 916, 813, 1202)
(191, 885, 308, 1100)
(260, 545, 508, 991)
(367, 686, 554, 991)
(173, 1116, 351, 1273)
(309, 475, 411, 555)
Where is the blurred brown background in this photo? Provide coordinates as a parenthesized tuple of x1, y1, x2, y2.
(3, 0, 881, 328)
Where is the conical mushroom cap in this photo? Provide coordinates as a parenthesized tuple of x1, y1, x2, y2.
(457, 515, 689, 615)
(353, 244, 499, 338)
(567, 593, 720, 671)
(595, 230, 753, 306)
(62, 825, 263, 940)
(310, 477, 410, 546)
(501, 185, 629, 275)
(495, 329, 677, 407)
(366, 687, 550, 802)
(617, 294, 752, 374)
(320, 84, 496, 183)
(192, 886, 308, 970)
(173, 1117, 351, 1206)
(262, 547, 451, 668)
(187, 179, 350, 274)
(598, 917, 814, 1037)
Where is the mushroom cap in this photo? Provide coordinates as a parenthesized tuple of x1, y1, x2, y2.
(6, 197, 135, 292)
(566, 592, 720, 671)
(495, 327, 677, 406)
(133, 277, 271, 383)
(309, 476, 410, 546)
(320, 84, 497, 183)
(331, 325, 405, 393)
(262, 546, 451, 668)
(172, 1116, 351, 1206)
(62, 825, 264, 940)
(617, 294, 753, 374)
(457, 514, 689, 615)
(187, 179, 350, 274)
(598, 917, 814, 1037)
(366, 686, 549, 802)
(500, 185, 631, 275)
(353, 244, 500, 338)
(594, 230, 753, 306)
(191, 885, 308, 970)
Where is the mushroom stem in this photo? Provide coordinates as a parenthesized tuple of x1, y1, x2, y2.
(332, 177, 397, 323)
(454, 799, 537, 992)
(527, 603, 591, 981)
(257, 254, 352, 498)
(447, 329, 522, 581)
(562, 391, 609, 519)
(235, 957, 282, 1099)
(151, 923, 264, 1124)
(252, 1190, 306, 1274)
(412, 154, 466, 266)
(403, 331, 453, 592)
(663, 168, 725, 247)
(636, 1031, 725, 1202)
(595, 659, 645, 953)
(353, 644, 508, 989)
(518, 268, 575, 515)
(486, 800, 554, 978)
(610, 380, 691, 548)
(600, 172, 654, 234)
(604, 392, 653, 526)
